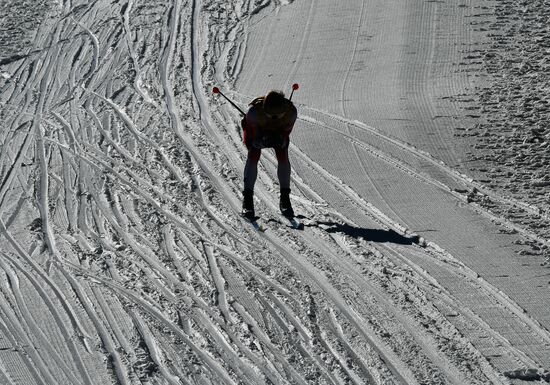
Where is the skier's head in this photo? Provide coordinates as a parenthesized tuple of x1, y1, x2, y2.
(263, 90, 287, 118)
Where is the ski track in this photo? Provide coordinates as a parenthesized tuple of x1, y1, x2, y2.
(0, 0, 547, 384)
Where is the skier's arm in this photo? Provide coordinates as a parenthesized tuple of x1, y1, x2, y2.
(242, 108, 259, 146)
(281, 105, 297, 137)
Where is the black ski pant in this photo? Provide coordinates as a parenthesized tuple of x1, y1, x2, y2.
(244, 147, 291, 191)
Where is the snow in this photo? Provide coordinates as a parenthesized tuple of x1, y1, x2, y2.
(0, 0, 548, 384)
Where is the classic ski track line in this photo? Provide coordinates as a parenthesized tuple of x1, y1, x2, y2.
(202, 241, 233, 324)
(239, 2, 278, 93)
(287, 138, 550, 353)
(0, 223, 94, 365)
(197, 267, 285, 383)
(255, 295, 340, 385)
(319, 335, 365, 385)
(261, 232, 418, 385)
(0, 274, 59, 385)
(58, 136, 79, 232)
(376, 243, 541, 369)
(64, 255, 300, 385)
(295, 226, 485, 384)
(87, 286, 133, 385)
(283, 0, 316, 87)
(45, 137, 253, 256)
(121, 0, 156, 106)
(0, 252, 92, 384)
(194, 255, 315, 382)
(264, 291, 349, 385)
(191, 308, 263, 385)
(191, 306, 291, 385)
(127, 308, 183, 385)
(230, 301, 310, 385)
(327, 309, 379, 385)
(299, 113, 550, 248)
(301, 105, 550, 226)
(65, 263, 239, 385)
(0, 258, 86, 385)
(218, 259, 267, 330)
(0, 308, 50, 385)
(91, 285, 136, 366)
(282, 127, 550, 370)
(253, 299, 313, 384)
(0, 125, 34, 210)
(339, 0, 365, 119)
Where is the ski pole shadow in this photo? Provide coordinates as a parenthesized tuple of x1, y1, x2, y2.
(313, 221, 419, 245)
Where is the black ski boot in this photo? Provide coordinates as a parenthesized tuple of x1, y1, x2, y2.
(242, 189, 255, 220)
(279, 188, 294, 218)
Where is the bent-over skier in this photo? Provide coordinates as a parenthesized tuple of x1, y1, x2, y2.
(241, 90, 297, 220)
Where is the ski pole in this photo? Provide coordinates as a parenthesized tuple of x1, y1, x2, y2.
(212, 86, 246, 116)
(289, 83, 299, 101)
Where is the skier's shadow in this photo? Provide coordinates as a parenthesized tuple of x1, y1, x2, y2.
(313, 221, 419, 245)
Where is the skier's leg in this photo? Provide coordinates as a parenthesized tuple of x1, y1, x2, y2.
(243, 148, 261, 218)
(275, 147, 291, 189)
(275, 147, 294, 217)
(244, 148, 261, 191)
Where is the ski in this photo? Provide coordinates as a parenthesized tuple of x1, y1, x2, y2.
(281, 215, 304, 230)
(241, 213, 304, 231)
(250, 220, 267, 232)
(242, 215, 267, 232)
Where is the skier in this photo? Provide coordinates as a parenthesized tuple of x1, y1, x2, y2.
(240, 90, 297, 220)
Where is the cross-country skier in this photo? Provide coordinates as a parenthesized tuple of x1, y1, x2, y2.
(241, 90, 297, 220)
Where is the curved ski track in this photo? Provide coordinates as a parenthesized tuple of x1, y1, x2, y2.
(0, 1, 547, 385)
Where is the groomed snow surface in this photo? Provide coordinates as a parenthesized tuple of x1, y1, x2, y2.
(0, 0, 549, 384)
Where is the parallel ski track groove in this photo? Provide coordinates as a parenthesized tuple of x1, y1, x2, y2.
(63, 263, 239, 385)
(128, 308, 182, 385)
(296, 218, 482, 383)
(203, 242, 232, 324)
(0, 223, 94, 385)
(261, 231, 417, 385)
(0, 258, 86, 385)
(377, 243, 541, 369)
(256, 295, 333, 384)
(0, 310, 47, 385)
(300, 106, 550, 243)
(286, 136, 550, 367)
(283, 0, 316, 87)
(290, 135, 550, 347)
(327, 309, 378, 385)
(0, 275, 59, 385)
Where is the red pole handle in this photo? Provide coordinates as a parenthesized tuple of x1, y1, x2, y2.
(289, 83, 299, 101)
